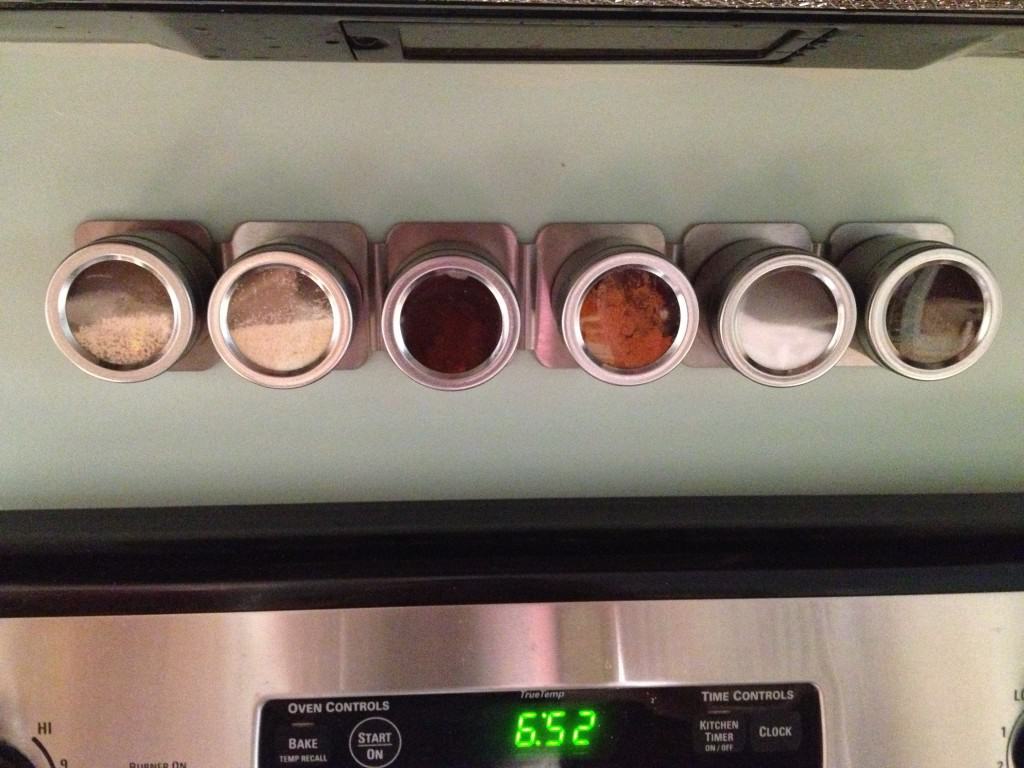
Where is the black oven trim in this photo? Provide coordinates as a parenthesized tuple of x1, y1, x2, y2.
(0, 494, 1021, 617)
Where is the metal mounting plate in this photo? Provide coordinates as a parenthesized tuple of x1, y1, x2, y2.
(827, 222, 956, 263)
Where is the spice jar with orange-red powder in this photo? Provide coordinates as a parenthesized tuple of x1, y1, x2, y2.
(553, 239, 699, 385)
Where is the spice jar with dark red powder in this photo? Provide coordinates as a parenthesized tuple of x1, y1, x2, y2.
(554, 243, 698, 385)
(382, 247, 521, 390)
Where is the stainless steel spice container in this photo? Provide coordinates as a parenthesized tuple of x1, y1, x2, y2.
(694, 237, 857, 387)
(208, 239, 360, 389)
(553, 241, 698, 386)
(381, 245, 521, 391)
(835, 227, 1001, 380)
(45, 229, 216, 383)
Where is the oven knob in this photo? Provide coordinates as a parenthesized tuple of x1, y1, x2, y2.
(1012, 718, 1024, 768)
(0, 744, 34, 768)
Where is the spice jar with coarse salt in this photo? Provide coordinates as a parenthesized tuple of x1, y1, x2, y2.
(381, 223, 522, 391)
(209, 226, 367, 389)
(687, 223, 857, 388)
(545, 229, 699, 386)
(45, 223, 218, 383)
(830, 223, 1001, 381)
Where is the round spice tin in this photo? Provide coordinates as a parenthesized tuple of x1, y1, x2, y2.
(554, 244, 699, 386)
(839, 236, 1001, 381)
(208, 241, 359, 389)
(381, 247, 521, 391)
(696, 240, 857, 387)
(45, 231, 215, 383)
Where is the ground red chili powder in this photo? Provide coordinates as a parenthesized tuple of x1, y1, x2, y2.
(400, 272, 503, 374)
(579, 267, 680, 370)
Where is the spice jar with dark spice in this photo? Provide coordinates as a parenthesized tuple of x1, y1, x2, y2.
(400, 272, 504, 374)
(556, 246, 698, 385)
(382, 249, 521, 390)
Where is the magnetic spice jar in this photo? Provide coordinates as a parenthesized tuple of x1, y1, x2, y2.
(45, 230, 216, 382)
(208, 240, 359, 388)
(381, 247, 521, 390)
(837, 233, 1001, 380)
(695, 239, 857, 387)
(554, 244, 698, 385)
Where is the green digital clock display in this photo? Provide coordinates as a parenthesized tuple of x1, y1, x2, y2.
(513, 709, 599, 750)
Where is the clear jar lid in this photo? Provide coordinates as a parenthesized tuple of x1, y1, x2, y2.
(884, 262, 985, 369)
(734, 267, 840, 375)
(45, 236, 199, 383)
(714, 252, 856, 387)
(208, 247, 356, 389)
(864, 245, 1001, 381)
(65, 259, 175, 370)
(382, 252, 521, 390)
(559, 250, 698, 386)
(225, 266, 335, 374)
(399, 270, 504, 375)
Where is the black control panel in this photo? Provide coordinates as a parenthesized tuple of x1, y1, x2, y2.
(258, 683, 822, 768)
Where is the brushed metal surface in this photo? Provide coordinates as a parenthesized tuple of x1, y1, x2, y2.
(382, 223, 523, 301)
(0, 594, 1021, 767)
(428, 0, 1024, 9)
(827, 223, 956, 266)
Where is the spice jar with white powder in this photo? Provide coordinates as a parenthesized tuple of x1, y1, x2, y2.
(45, 229, 217, 382)
(208, 238, 362, 388)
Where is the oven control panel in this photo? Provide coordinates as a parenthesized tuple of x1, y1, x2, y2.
(0, 595, 1020, 767)
(257, 684, 822, 768)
